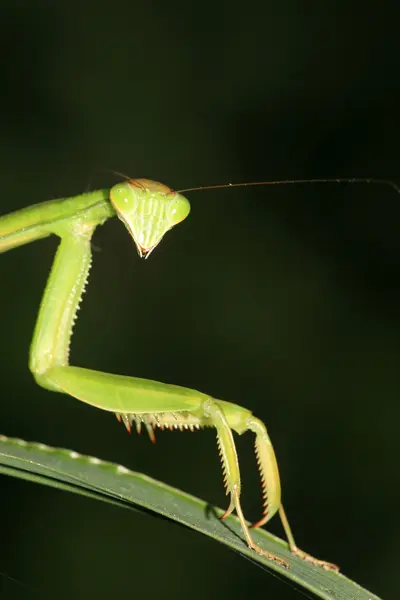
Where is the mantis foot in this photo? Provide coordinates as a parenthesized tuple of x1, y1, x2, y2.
(249, 541, 290, 569)
(290, 546, 340, 572)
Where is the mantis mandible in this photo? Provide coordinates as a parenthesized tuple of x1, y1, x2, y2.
(2, 177, 395, 570)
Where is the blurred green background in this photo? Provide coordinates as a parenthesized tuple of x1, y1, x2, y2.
(1, 2, 400, 599)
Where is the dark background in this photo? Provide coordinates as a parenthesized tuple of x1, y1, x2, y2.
(0, 2, 399, 599)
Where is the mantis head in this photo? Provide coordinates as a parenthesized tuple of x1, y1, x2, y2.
(110, 179, 191, 258)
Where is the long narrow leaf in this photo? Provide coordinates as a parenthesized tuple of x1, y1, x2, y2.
(0, 435, 380, 600)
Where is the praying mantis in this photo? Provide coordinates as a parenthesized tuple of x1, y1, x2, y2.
(2, 177, 395, 571)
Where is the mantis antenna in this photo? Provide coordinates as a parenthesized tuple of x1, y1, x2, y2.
(176, 177, 400, 194)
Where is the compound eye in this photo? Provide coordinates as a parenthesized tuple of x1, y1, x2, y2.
(165, 193, 191, 226)
(110, 182, 138, 215)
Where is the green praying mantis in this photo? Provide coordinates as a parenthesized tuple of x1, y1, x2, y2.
(2, 176, 396, 571)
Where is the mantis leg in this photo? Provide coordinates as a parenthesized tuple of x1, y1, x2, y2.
(246, 417, 339, 571)
(203, 400, 289, 568)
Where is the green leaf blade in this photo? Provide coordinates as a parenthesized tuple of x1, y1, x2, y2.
(0, 435, 380, 600)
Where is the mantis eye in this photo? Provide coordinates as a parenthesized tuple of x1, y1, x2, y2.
(109, 182, 138, 215)
(165, 194, 191, 226)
